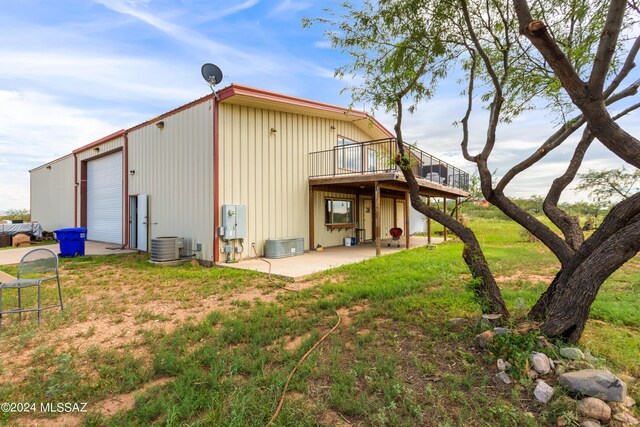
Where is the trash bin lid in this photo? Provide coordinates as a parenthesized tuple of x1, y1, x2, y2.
(54, 227, 87, 233)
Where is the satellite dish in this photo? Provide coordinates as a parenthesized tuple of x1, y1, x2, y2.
(201, 63, 223, 92)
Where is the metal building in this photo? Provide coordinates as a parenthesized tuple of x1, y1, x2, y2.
(30, 84, 469, 264)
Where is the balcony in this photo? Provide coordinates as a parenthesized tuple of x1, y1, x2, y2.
(308, 138, 470, 193)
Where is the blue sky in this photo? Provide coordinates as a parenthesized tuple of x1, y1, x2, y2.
(1, 0, 637, 210)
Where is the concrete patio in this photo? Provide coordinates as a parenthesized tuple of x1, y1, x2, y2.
(218, 236, 444, 280)
(0, 241, 137, 266)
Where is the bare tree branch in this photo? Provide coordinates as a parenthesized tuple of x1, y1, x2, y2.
(513, 0, 640, 168)
(495, 116, 586, 193)
(461, 52, 477, 162)
(604, 35, 640, 98)
(589, 0, 627, 94)
(544, 129, 594, 250)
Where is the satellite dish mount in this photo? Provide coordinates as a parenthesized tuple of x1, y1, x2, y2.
(201, 63, 224, 98)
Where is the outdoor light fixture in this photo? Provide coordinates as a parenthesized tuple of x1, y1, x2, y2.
(156, 121, 165, 129)
(129, 170, 136, 176)
(270, 127, 277, 133)
(330, 125, 336, 130)
(93, 147, 100, 153)
(46, 165, 51, 170)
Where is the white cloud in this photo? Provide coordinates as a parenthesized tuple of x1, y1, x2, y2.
(93, 0, 332, 79)
(369, 96, 640, 203)
(269, 0, 312, 17)
(0, 90, 125, 209)
(0, 50, 195, 103)
(313, 40, 332, 49)
(196, 0, 260, 22)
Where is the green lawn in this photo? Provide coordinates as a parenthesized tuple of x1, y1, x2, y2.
(0, 215, 638, 426)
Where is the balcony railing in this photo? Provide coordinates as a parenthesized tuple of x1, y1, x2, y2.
(309, 138, 470, 192)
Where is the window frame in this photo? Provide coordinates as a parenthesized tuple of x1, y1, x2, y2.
(324, 197, 355, 226)
(336, 136, 362, 172)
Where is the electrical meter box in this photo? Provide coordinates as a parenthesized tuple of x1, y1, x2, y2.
(221, 205, 247, 240)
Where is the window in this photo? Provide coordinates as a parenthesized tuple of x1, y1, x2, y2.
(337, 137, 362, 171)
(367, 148, 378, 172)
(325, 198, 354, 224)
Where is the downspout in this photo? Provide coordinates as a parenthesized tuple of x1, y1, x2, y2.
(73, 153, 78, 227)
(121, 133, 129, 249)
(213, 96, 220, 263)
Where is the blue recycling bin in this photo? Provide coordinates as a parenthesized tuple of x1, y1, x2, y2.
(54, 227, 87, 257)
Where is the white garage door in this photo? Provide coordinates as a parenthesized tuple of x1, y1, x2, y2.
(87, 152, 123, 244)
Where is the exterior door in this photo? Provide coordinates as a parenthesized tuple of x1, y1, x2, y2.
(363, 198, 373, 240)
(87, 152, 123, 244)
(137, 195, 148, 252)
(129, 196, 137, 248)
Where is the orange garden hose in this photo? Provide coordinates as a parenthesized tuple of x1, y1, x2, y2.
(266, 310, 342, 426)
(250, 243, 343, 424)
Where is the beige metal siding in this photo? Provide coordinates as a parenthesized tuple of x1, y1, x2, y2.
(379, 199, 405, 240)
(76, 136, 124, 161)
(30, 155, 75, 231)
(218, 103, 379, 257)
(313, 191, 357, 248)
(128, 99, 214, 261)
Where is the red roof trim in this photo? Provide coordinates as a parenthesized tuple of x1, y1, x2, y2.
(73, 129, 127, 154)
(217, 84, 394, 138)
(74, 84, 392, 156)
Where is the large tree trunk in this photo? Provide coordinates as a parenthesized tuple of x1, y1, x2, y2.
(539, 216, 640, 341)
(530, 194, 640, 324)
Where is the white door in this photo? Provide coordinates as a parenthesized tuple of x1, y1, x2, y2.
(363, 198, 373, 240)
(137, 194, 148, 252)
(87, 152, 123, 244)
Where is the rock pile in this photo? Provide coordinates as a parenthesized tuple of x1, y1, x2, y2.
(474, 326, 639, 427)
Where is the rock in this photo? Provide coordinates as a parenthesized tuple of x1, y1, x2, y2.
(624, 396, 636, 408)
(481, 313, 503, 326)
(577, 397, 611, 421)
(557, 415, 568, 426)
(531, 351, 552, 375)
(560, 347, 586, 360)
(497, 358, 510, 372)
(533, 379, 555, 404)
(580, 420, 601, 427)
(618, 374, 636, 384)
(496, 371, 512, 384)
(537, 335, 555, 349)
(493, 327, 512, 335)
(448, 318, 467, 325)
(528, 369, 539, 380)
(568, 360, 595, 371)
(612, 411, 639, 425)
(474, 330, 495, 349)
(558, 369, 627, 402)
